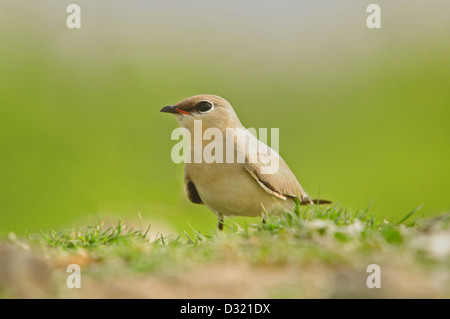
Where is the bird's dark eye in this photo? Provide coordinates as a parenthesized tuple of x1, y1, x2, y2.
(197, 101, 213, 113)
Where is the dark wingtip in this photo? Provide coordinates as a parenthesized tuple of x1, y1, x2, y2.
(301, 199, 332, 205)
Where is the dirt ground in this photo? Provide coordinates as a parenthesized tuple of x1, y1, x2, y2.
(2, 245, 449, 299)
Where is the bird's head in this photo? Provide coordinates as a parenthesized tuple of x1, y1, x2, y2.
(160, 94, 241, 132)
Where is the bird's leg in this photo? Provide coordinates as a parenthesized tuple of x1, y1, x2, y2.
(261, 204, 268, 225)
(218, 216, 224, 231)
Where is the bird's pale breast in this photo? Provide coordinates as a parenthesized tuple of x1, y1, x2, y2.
(185, 162, 294, 218)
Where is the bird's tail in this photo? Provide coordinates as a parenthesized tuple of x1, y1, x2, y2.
(301, 198, 332, 205)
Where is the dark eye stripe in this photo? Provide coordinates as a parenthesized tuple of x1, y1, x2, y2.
(197, 101, 213, 113)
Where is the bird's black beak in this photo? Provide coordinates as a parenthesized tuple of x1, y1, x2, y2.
(160, 105, 190, 115)
(160, 105, 178, 114)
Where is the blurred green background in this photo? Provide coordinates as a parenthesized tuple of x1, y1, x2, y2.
(0, 1, 449, 235)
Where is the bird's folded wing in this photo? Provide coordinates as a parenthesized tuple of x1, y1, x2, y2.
(236, 129, 309, 202)
(244, 158, 309, 201)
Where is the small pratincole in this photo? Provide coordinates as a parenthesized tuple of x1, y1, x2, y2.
(161, 94, 331, 230)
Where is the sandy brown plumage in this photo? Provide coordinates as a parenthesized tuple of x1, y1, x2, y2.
(162, 94, 331, 229)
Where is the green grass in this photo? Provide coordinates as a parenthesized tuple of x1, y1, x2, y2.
(3, 203, 450, 298)
(33, 203, 442, 261)
(25, 205, 450, 272)
(39, 218, 151, 250)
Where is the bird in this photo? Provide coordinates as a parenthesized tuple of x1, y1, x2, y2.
(160, 94, 331, 230)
